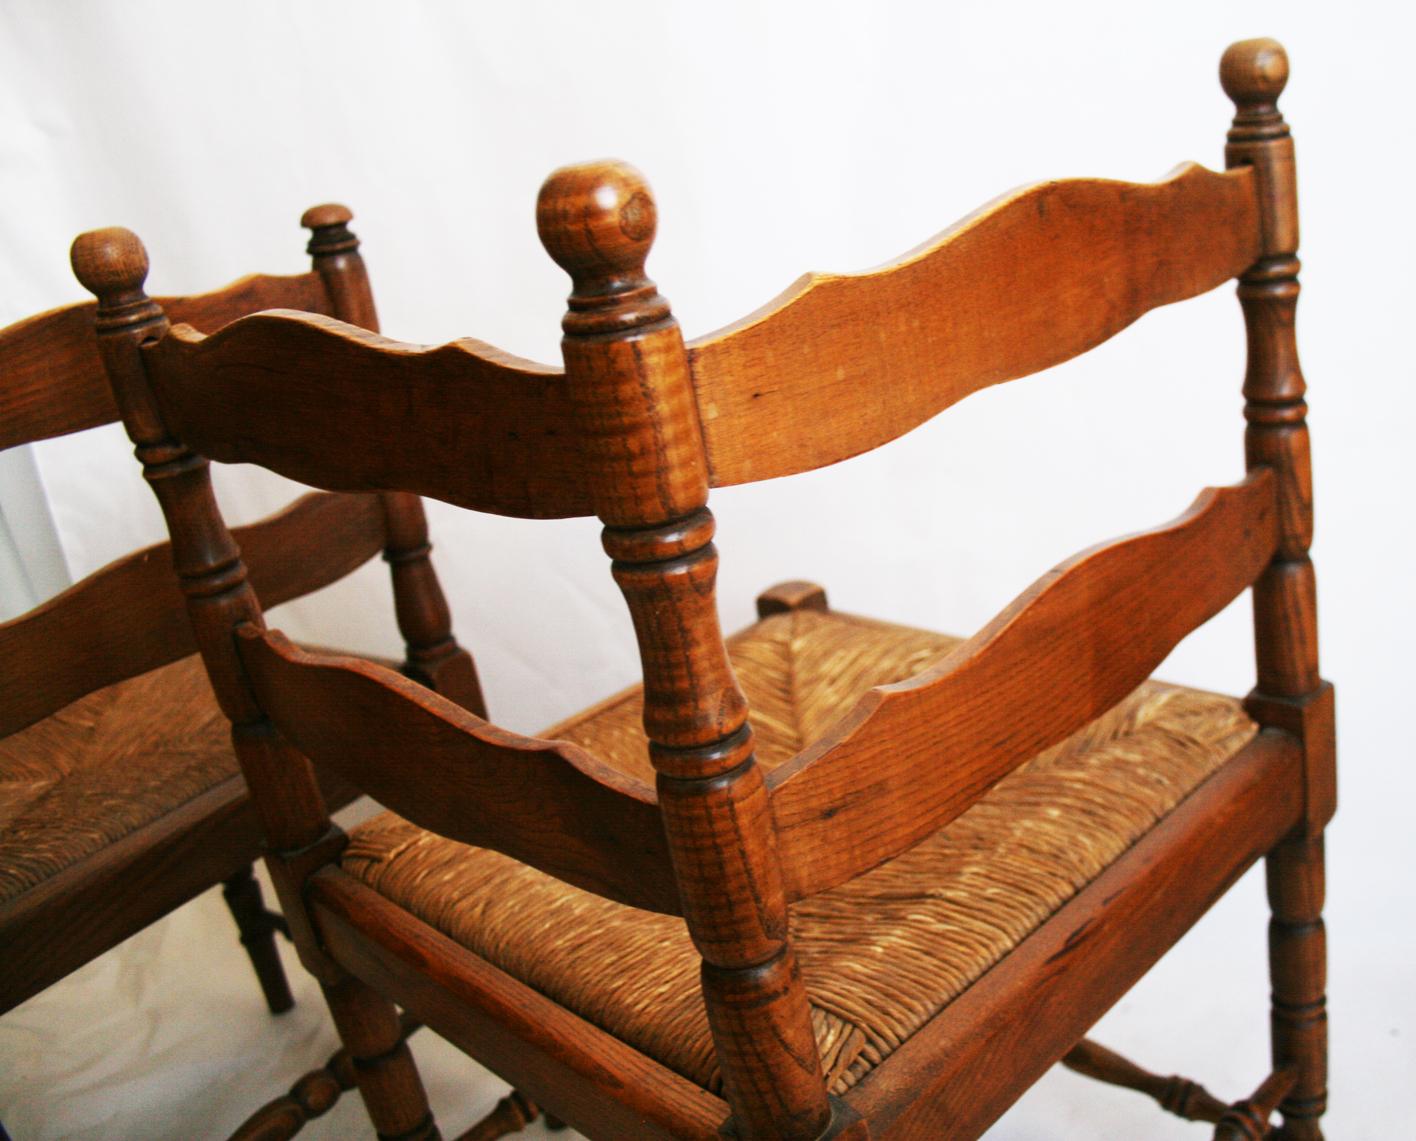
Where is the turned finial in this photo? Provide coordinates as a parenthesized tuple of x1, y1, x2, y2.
(1220, 38, 1288, 107)
(536, 160, 668, 335)
(70, 227, 150, 308)
(1221, 38, 1290, 142)
(301, 202, 359, 257)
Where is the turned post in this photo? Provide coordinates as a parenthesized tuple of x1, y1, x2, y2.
(1222, 38, 1330, 1141)
(538, 162, 832, 1141)
(302, 204, 486, 716)
(72, 230, 437, 1141)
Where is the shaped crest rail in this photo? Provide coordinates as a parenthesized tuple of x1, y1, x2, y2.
(236, 628, 678, 913)
(0, 272, 332, 450)
(143, 312, 595, 519)
(767, 469, 1278, 902)
(688, 164, 1261, 488)
(0, 491, 384, 737)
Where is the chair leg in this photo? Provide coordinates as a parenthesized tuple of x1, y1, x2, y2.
(222, 865, 295, 1014)
(323, 976, 439, 1140)
(1267, 834, 1327, 1140)
(450, 1090, 540, 1141)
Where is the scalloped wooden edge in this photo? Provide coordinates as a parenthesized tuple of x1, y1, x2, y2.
(687, 163, 1261, 488)
(768, 469, 1277, 902)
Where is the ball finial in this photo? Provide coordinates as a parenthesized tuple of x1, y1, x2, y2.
(536, 160, 657, 290)
(1220, 38, 1289, 108)
(70, 227, 150, 301)
(300, 202, 354, 231)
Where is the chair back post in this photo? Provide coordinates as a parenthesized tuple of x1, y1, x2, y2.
(537, 162, 833, 1141)
(1222, 38, 1330, 1141)
(70, 229, 343, 981)
(302, 205, 487, 714)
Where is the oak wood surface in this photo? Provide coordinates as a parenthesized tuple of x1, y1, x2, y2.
(311, 867, 730, 1141)
(0, 760, 358, 1013)
(844, 730, 1302, 1139)
(235, 627, 678, 914)
(0, 272, 332, 451)
(1223, 36, 1330, 1138)
(0, 490, 385, 737)
(685, 164, 1261, 487)
(56, 37, 1328, 1141)
(769, 471, 1277, 902)
(540, 160, 832, 1139)
(142, 312, 591, 520)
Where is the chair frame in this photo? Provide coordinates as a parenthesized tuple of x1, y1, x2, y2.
(0, 205, 482, 1017)
(69, 38, 1330, 1141)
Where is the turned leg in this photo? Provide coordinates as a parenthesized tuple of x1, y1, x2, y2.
(222, 864, 294, 1014)
(1267, 834, 1327, 1140)
(450, 1090, 541, 1141)
(323, 976, 439, 1140)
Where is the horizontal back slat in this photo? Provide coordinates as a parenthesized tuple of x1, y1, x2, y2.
(0, 491, 385, 736)
(767, 469, 1277, 903)
(237, 629, 678, 914)
(144, 312, 595, 520)
(687, 164, 1261, 488)
(0, 272, 332, 450)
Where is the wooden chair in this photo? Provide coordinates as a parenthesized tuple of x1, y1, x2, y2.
(71, 38, 1331, 1140)
(0, 204, 483, 1018)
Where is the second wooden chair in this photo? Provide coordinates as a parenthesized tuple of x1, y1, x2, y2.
(71, 37, 1330, 1141)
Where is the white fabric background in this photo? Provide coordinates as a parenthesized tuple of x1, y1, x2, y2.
(1, 1, 1411, 1137)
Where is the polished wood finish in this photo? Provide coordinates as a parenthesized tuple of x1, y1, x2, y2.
(769, 472, 1277, 901)
(236, 627, 676, 912)
(1223, 37, 1330, 1140)
(844, 731, 1302, 1139)
(144, 313, 589, 519)
(303, 205, 486, 715)
(0, 271, 330, 451)
(451, 1090, 541, 1141)
(0, 225, 367, 1014)
(0, 490, 384, 737)
(755, 580, 829, 619)
(71, 220, 441, 1132)
(312, 867, 729, 1141)
(685, 164, 1260, 488)
(540, 161, 830, 1140)
(223, 864, 295, 1014)
(1061, 1039, 1229, 1124)
(101, 38, 1329, 1141)
(227, 1015, 419, 1141)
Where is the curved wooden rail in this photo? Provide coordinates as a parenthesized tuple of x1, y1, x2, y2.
(769, 469, 1278, 902)
(143, 312, 593, 520)
(0, 491, 384, 737)
(687, 164, 1261, 487)
(236, 628, 678, 913)
(0, 272, 331, 450)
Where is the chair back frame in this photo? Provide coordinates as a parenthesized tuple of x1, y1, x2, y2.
(70, 39, 1332, 1141)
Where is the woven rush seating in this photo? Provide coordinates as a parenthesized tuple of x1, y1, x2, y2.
(343, 605, 1257, 1097)
(0, 654, 233, 902)
(68, 39, 1333, 1137)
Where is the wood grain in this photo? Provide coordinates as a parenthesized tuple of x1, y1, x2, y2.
(311, 867, 729, 1141)
(540, 160, 832, 1139)
(769, 471, 1278, 902)
(687, 164, 1260, 488)
(0, 272, 331, 450)
(0, 490, 385, 737)
(844, 730, 1301, 1139)
(235, 627, 678, 914)
(142, 311, 593, 519)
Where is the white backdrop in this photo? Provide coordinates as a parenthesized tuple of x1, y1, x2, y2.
(2, 2, 1412, 1138)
